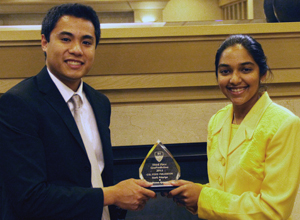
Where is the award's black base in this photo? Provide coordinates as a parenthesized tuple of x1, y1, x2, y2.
(147, 184, 178, 193)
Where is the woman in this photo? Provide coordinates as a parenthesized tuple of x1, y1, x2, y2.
(168, 35, 300, 219)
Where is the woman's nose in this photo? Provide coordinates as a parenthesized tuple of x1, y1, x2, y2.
(229, 71, 241, 84)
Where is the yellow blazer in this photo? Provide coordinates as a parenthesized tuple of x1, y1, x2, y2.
(198, 92, 300, 220)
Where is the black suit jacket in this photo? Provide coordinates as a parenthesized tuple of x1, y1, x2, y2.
(0, 66, 119, 220)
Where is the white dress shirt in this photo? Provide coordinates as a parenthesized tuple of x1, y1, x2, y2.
(48, 70, 105, 174)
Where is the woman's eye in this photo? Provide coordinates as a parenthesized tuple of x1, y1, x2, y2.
(219, 69, 230, 75)
(242, 68, 252, 73)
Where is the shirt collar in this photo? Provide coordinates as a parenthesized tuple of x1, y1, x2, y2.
(47, 67, 84, 102)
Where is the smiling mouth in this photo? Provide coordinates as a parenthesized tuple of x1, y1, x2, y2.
(231, 88, 244, 92)
(228, 87, 248, 93)
(66, 60, 83, 66)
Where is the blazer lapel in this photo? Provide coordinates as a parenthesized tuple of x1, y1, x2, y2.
(218, 115, 232, 158)
(227, 125, 247, 155)
(36, 66, 85, 150)
(227, 92, 273, 155)
(213, 104, 247, 157)
(211, 106, 233, 159)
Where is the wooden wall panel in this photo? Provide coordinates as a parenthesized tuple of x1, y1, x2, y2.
(93, 40, 218, 75)
(1, 22, 300, 104)
(0, 45, 44, 78)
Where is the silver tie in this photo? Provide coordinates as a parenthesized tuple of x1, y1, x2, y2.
(70, 94, 110, 220)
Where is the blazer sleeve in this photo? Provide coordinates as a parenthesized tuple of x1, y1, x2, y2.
(197, 115, 300, 220)
(0, 92, 105, 220)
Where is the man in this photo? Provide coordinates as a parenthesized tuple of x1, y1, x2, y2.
(0, 3, 155, 220)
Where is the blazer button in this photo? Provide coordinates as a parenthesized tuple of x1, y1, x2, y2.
(218, 176, 223, 185)
(221, 157, 226, 166)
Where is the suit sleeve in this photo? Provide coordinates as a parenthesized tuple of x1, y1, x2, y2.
(0, 92, 105, 220)
(197, 116, 300, 220)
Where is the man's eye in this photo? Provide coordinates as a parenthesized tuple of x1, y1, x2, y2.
(83, 41, 92, 46)
(61, 38, 70, 42)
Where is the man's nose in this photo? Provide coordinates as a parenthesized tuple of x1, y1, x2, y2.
(69, 41, 83, 55)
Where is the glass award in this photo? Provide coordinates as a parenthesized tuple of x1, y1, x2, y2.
(139, 140, 180, 192)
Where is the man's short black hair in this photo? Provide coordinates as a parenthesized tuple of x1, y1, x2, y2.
(41, 3, 100, 47)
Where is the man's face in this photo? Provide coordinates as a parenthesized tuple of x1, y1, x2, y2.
(42, 15, 96, 91)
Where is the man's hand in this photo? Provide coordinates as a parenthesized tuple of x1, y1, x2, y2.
(103, 179, 156, 211)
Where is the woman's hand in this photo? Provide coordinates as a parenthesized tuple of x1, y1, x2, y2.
(167, 180, 203, 213)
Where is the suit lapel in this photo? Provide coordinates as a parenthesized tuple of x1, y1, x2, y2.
(84, 84, 114, 186)
(36, 66, 85, 151)
(83, 84, 110, 157)
(83, 84, 106, 140)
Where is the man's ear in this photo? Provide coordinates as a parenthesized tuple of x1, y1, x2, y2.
(41, 34, 48, 52)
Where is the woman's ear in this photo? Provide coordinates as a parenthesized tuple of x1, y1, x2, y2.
(260, 72, 267, 83)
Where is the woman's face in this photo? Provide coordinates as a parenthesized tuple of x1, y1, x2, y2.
(217, 44, 266, 111)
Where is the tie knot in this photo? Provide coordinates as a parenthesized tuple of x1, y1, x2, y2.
(70, 94, 82, 110)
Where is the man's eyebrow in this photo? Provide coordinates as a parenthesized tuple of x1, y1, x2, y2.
(58, 31, 73, 37)
(82, 35, 94, 40)
(57, 32, 94, 41)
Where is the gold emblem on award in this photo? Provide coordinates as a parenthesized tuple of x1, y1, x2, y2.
(139, 140, 180, 192)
